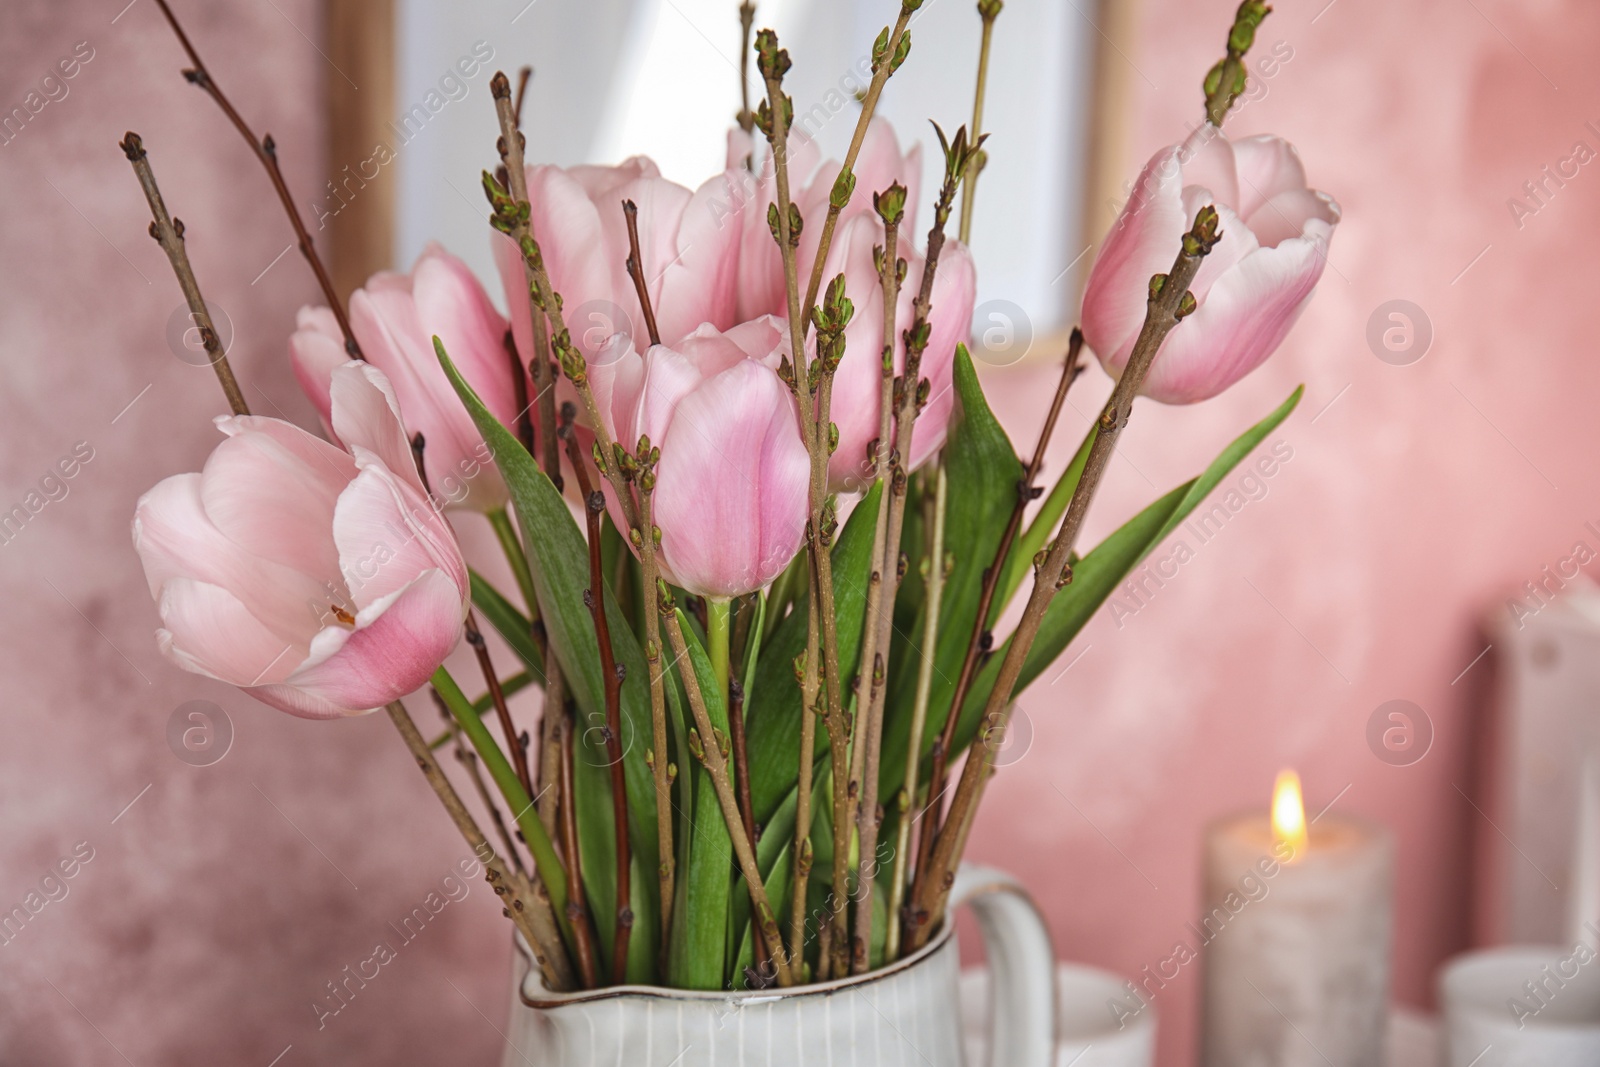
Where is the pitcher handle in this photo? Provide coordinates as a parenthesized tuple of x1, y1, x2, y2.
(952, 864, 1057, 1067)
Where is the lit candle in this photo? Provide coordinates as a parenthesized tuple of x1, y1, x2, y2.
(1199, 771, 1395, 1067)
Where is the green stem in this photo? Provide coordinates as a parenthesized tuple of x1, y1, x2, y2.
(707, 597, 732, 710)
(488, 507, 541, 619)
(431, 666, 567, 916)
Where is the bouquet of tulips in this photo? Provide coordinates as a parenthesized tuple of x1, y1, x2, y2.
(125, 0, 1336, 992)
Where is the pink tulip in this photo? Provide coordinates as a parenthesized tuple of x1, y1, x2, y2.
(291, 244, 518, 512)
(588, 318, 809, 599)
(731, 118, 923, 324)
(808, 213, 977, 491)
(133, 362, 470, 719)
(1081, 125, 1340, 404)
(492, 158, 744, 365)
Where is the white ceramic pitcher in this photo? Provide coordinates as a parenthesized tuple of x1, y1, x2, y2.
(499, 865, 1056, 1066)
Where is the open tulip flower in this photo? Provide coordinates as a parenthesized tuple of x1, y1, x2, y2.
(291, 244, 518, 512)
(493, 157, 744, 364)
(588, 317, 809, 599)
(133, 362, 470, 719)
(1081, 124, 1341, 404)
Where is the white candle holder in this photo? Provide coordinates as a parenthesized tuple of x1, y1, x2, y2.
(1440, 943, 1600, 1067)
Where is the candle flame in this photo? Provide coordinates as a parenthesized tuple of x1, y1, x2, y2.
(1271, 769, 1308, 862)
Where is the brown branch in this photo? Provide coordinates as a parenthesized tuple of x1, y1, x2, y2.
(908, 209, 1224, 951)
(844, 187, 904, 974)
(430, 689, 526, 877)
(512, 66, 533, 131)
(797, 3, 916, 339)
(465, 615, 534, 801)
(957, 1, 1002, 245)
(386, 700, 573, 991)
(913, 330, 1083, 899)
(536, 651, 566, 842)
(755, 30, 852, 980)
(788, 561, 821, 970)
(557, 699, 602, 988)
(659, 600, 797, 987)
(506, 328, 535, 455)
(635, 475, 675, 961)
(150, 0, 358, 357)
(489, 73, 563, 493)
(621, 200, 662, 347)
(737, 2, 757, 138)
(119, 133, 249, 418)
(562, 422, 633, 982)
(728, 678, 774, 984)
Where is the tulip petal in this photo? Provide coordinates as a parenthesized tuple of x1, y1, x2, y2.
(1232, 135, 1309, 220)
(1244, 188, 1341, 250)
(1178, 124, 1240, 212)
(157, 578, 307, 687)
(655, 360, 808, 597)
(199, 424, 349, 581)
(655, 172, 743, 343)
(329, 361, 428, 498)
(265, 568, 466, 718)
(288, 305, 346, 431)
(135, 473, 331, 641)
(1080, 146, 1189, 371)
(1141, 233, 1329, 404)
(333, 465, 466, 611)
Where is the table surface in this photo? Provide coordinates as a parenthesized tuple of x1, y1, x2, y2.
(958, 967, 1442, 1066)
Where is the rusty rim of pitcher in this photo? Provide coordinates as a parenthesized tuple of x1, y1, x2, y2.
(514, 915, 958, 1009)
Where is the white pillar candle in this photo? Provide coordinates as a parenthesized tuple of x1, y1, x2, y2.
(1200, 772, 1395, 1067)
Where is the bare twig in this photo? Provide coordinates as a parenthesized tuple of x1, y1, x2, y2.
(659, 600, 797, 987)
(512, 66, 533, 131)
(557, 699, 603, 988)
(886, 458, 947, 959)
(634, 462, 675, 956)
(727, 678, 773, 980)
(386, 700, 573, 991)
(908, 209, 1224, 949)
(149, 0, 358, 356)
(489, 73, 563, 493)
(914, 331, 1083, 899)
(119, 133, 249, 417)
(796, 3, 918, 336)
(562, 421, 633, 982)
(737, 2, 757, 138)
(431, 689, 526, 877)
(621, 200, 662, 347)
(957, 1, 1003, 245)
(465, 615, 534, 800)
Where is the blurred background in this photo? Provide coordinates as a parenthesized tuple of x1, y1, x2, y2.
(2, 0, 1597, 1064)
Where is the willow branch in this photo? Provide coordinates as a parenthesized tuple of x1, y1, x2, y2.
(430, 689, 526, 879)
(119, 133, 249, 417)
(1203, 1, 1271, 128)
(851, 149, 966, 973)
(556, 700, 602, 988)
(798, 2, 918, 336)
(737, 3, 758, 139)
(633, 479, 675, 958)
(660, 602, 797, 987)
(386, 701, 573, 991)
(886, 458, 947, 960)
(908, 209, 1223, 949)
(621, 200, 663, 348)
(914, 331, 1083, 894)
(957, 1, 1002, 245)
(728, 678, 774, 982)
(562, 426, 633, 982)
(464, 615, 534, 803)
(489, 73, 563, 493)
(150, 0, 357, 356)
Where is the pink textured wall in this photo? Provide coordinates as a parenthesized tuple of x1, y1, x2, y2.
(0, 2, 515, 1063)
(969, 0, 1600, 1064)
(1, 1, 1596, 1065)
